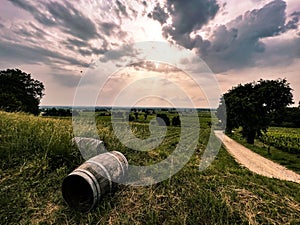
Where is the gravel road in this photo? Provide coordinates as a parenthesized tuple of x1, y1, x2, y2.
(214, 131, 300, 184)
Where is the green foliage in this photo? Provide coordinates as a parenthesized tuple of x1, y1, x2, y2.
(156, 113, 170, 126)
(271, 107, 300, 127)
(171, 115, 180, 126)
(260, 127, 300, 153)
(217, 79, 293, 144)
(0, 69, 45, 115)
(42, 108, 73, 117)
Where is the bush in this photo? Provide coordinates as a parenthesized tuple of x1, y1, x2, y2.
(172, 116, 181, 126)
(156, 113, 170, 126)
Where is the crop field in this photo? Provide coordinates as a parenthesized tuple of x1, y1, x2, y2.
(260, 127, 300, 153)
(1, 111, 300, 224)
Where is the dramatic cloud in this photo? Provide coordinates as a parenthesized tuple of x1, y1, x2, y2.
(148, 4, 169, 25)
(285, 11, 300, 30)
(200, 0, 289, 72)
(99, 44, 139, 64)
(149, 0, 300, 73)
(2, 0, 141, 88)
(1, 0, 299, 106)
(0, 40, 89, 67)
(151, 0, 219, 43)
(9, 0, 99, 40)
(115, 0, 128, 18)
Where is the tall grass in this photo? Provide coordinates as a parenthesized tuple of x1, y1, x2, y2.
(0, 111, 81, 170)
(0, 111, 299, 224)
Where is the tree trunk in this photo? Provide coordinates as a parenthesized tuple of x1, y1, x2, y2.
(246, 130, 256, 144)
(225, 127, 232, 135)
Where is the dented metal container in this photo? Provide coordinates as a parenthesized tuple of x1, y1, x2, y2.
(62, 151, 128, 213)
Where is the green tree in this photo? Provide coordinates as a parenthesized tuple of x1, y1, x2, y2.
(134, 111, 139, 120)
(274, 107, 300, 127)
(42, 108, 72, 117)
(172, 115, 180, 126)
(156, 113, 170, 126)
(217, 79, 293, 144)
(0, 69, 45, 115)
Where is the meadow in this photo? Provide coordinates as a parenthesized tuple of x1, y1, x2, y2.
(0, 110, 300, 224)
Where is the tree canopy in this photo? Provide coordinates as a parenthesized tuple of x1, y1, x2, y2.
(42, 108, 72, 117)
(0, 69, 45, 115)
(216, 79, 293, 144)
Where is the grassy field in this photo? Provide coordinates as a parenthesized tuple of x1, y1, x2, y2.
(230, 128, 300, 174)
(1, 111, 300, 224)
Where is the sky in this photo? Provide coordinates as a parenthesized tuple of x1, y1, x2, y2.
(0, 0, 299, 108)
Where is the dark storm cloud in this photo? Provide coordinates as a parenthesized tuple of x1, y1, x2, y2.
(100, 44, 139, 63)
(150, 0, 299, 73)
(116, 0, 128, 17)
(98, 21, 127, 40)
(285, 11, 300, 30)
(100, 22, 119, 36)
(9, 0, 99, 41)
(151, 0, 219, 42)
(91, 47, 107, 55)
(66, 38, 89, 48)
(201, 0, 293, 73)
(148, 4, 169, 25)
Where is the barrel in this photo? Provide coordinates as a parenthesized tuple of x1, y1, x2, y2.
(72, 137, 107, 159)
(62, 151, 128, 213)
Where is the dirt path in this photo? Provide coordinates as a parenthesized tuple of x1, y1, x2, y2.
(214, 131, 300, 184)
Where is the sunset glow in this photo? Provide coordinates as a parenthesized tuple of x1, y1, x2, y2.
(0, 0, 299, 107)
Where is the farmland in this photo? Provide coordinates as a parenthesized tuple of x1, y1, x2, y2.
(260, 127, 300, 153)
(0, 110, 300, 224)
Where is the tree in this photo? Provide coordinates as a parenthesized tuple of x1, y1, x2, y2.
(172, 115, 181, 126)
(0, 69, 45, 115)
(42, 108, 72, 117)
(134, 111, 139, 120)
(272, 107, 300, 128)
(144, 111, 148, 120)
(217, 79, 293, 144)
(156, 113, 170, 126)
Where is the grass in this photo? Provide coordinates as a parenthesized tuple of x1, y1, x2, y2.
(0, 111, 300, 224)
(230, 129, 300, 174)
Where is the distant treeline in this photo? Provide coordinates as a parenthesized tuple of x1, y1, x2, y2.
(271, 107, 300, 128)
(41, 107, 73, 117)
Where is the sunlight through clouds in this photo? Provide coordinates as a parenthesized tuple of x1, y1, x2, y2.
(0, 0, 299, 106)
